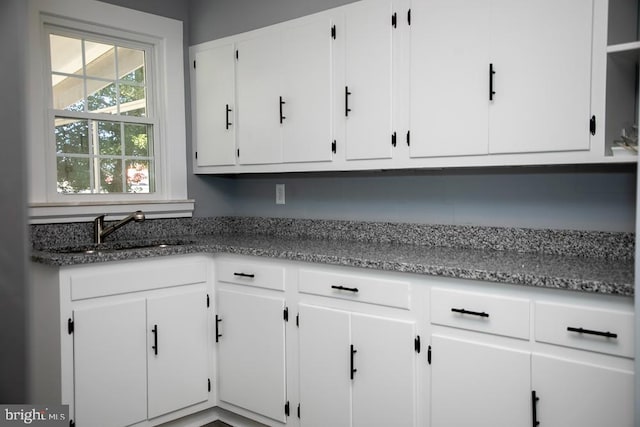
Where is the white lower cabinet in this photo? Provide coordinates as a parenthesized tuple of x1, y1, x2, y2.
(74, 290, 210, 426)
(215, 289, 287, 423)
(298, 304, 417, 427)
(531, 354, 634, 427)
(430, 335, 531, 427)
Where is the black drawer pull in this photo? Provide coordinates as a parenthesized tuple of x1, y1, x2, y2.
(489, 63, 496, 101)
(567, 327, 617, 339)
(332, 285, 359, 293)
(233, 272, 255, 278)
(151, 324, 158, 355)
(350, 344, 357, 380)
(215, 315, 223, 343)
(345, 86, 352, 117)
(451, 308, 489, 318)
(279, 96, 286, 124)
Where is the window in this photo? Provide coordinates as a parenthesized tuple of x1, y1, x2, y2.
(49, 31, 155, 194)
(27, 0, 192, 222)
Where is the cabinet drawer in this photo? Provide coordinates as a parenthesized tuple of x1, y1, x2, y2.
(298, 269, 410, 309)
(535, 302, 634, 358)
(217, 260, 285, 291)
(430, 288, 530, 339)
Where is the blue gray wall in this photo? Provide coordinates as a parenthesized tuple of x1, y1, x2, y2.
(0, 0, 28, 403)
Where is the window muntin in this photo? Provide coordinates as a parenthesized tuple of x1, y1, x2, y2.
(48, 30, 155, 194)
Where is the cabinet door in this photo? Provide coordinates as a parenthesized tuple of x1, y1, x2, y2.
(344, 0, 395, 161)
(430, 334, 531, 427)
(217, 289, 287, 422)
(236, 32, 283, 164)
(147, 290, 209, 419)
(281, 16, 334, 163)
(532, 354, 634, 427)
(298, 304, 351, 427)
(352, 313, 416, 427)
(488, 0, 593, 154)
(73, 300, 147, 427)
(193, 44, 236, 166)
(409, 0, 490, 157)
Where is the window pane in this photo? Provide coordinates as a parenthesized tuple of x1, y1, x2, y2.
(127, 160, 153, 193)
(87, 80, 117, 112)
(124, 124, 152, 156)
(57, 157, 91, 193)
(118, 47, 145, 84)
(55, 118, 89, 154)
(97, 121, 122, 155)
(52, 75, 85, 111)
(85, 41, 116, 80)
(119, 84, 146, 116)
(99, 158, 123, 193)
(50, 34, 83, 75)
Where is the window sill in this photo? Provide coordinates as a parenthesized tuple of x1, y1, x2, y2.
(29, 200, 195, 224)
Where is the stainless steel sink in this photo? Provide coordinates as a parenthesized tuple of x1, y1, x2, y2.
(52, 239, 195, 255)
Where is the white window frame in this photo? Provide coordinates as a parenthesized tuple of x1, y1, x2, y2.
(27, 0, 193, 223)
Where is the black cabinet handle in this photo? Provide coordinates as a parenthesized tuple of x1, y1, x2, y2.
(332, 285, 359, 293)
(215, 315, 223, 342)
(279, 96, 286, 124)
(567, 326, 617, 339)
(350, 344, 357, 380)
(151, 324, 158, 355)
(532, 390, 540, 426)
(489, 63, 496, 101)
(225, 104, 232, 130)
(345, 86, 352, 117)
(451, 308, 489, 318)
(233, 272, 255, 278)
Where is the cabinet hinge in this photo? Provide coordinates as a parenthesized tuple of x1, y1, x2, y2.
(285, 401, 290, 417)
(297, 403, 301, 418)
(392, 132, 397, 147)
(284, 307, 289, 322)
(407, 8, 411, 25)
(237, 148, 240, 158)
(392, 12, 397, 28)
(67, 318, 74, 335)
(69, 420, 75, 427)
(590, 115, 596, 136)
(296, 313, 299, 327)
(406, 130, 410, 146)
(331, 140, 337, 154)
(331, 25, 336, 39)
(195, 151, 198, 159)
(414, 335, 421, 353)
(427, 345, 432, 364)
(235, 49, 239, 60)
(193, 60, 196, 69)
(208, 378, 211, 392)
(206, 293, 210, 308)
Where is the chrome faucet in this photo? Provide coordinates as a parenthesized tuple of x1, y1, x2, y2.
(94, 210, 146, 244)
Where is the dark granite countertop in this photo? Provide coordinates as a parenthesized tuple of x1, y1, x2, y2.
(31, 231, 635, 297)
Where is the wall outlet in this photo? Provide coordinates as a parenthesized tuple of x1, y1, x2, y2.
(276, 184, 285, 205)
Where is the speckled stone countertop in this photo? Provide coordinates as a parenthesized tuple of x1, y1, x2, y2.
(30, 217, 635, 297)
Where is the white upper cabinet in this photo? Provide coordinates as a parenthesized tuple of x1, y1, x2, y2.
(409, 0, 490, 158)
(236, 32, 284, 165)
(344, 0, 396, 161)
(281, 14, 336, 163)
(193, 44, 237, 167)
(488, 0, 594, 154)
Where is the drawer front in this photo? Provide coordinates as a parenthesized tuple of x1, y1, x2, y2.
(70, 258, 208, 300)
(217, 259, 285, 291)
(431, 288, 531, 339)
(535, 302, 634, 358)
(298, 269, 411, 309)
